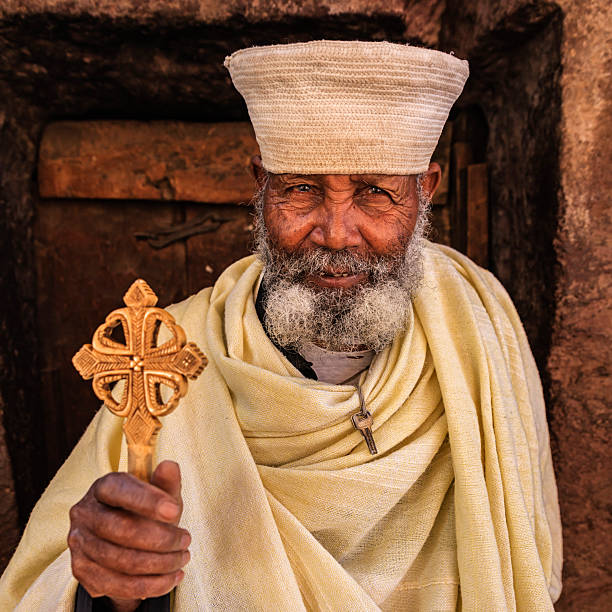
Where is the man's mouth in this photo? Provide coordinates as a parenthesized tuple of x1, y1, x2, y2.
(306, 269, 368, 288)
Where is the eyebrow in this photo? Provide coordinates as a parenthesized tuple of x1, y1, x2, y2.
(354, 175, 407, 192)
(356, 174, 404, 184)
(272, 173, 408, 193)
(275, 174, 321, 183)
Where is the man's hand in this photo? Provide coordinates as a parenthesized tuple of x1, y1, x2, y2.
(68, 461, 190, 612)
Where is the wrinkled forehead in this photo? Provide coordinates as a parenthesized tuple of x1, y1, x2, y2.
(268, 172, 414, 190)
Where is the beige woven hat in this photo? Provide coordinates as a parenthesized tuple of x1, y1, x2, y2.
(224, 40, 469, 175)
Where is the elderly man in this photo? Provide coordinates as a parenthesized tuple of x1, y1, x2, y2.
(0, 41, 561, 611)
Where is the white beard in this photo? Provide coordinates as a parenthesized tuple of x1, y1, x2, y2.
(253, 182, 431, 353)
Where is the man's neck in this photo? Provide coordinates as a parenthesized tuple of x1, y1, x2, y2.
(299, 343, 374, 385)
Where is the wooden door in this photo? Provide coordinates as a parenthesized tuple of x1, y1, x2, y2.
(35, 119, 488, 480)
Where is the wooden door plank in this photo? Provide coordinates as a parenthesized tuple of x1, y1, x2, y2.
(432, 121, 453, 206)
(466, 163, 489, 267)
(184, 203, 255, 296)
(38, 121, 260, 204)
(451, 141, 473, 253)
(34, 199, 189, 480)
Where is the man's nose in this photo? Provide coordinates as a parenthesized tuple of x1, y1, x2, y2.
(310, 202, 361, 250)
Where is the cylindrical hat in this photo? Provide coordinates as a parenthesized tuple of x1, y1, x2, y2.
(224, 40, 469, 175)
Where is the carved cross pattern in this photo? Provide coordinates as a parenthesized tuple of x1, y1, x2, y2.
(72, 279, 207, 480)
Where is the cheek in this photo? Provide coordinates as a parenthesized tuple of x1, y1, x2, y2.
(360, 207, 419, 254)
(263, 205, 313, 250)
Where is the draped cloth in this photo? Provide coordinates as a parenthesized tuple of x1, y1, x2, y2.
(0, 242, 562, 611)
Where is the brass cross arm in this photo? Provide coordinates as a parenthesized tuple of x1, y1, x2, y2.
(72, 279, 207, 481)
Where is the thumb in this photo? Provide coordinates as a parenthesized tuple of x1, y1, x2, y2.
(151, 460, 183, 514)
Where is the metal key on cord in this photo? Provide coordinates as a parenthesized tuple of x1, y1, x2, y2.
(352, 385, 378, 455)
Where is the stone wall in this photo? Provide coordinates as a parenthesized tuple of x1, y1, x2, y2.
(0, 88, 46, 568)
(549, 1, 612, 609)
(443, 3, 612, 608)
(0, 407, 19, 572)
(0, 1, 610, 608)
(441, 0, 563, 376)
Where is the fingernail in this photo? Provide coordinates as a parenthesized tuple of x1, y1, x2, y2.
(182, 550, 191, 565)
(175, 570, 185, 584)
(181, 533, 191, 548)
(158, 500, 180, 520)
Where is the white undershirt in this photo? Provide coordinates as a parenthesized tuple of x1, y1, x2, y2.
(299, 343, 375, 386)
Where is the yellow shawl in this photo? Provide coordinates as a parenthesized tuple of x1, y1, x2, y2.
(0, 243, 562, 611)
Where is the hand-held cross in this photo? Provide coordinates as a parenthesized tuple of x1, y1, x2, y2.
(72, 279, 207, 481)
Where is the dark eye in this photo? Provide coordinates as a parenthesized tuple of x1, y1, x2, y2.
(367, 185, 386, 195)
(293, 184, 313, 193)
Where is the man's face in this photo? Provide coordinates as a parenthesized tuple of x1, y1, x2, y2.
(261, 173, 422, 290)
(252, 162, 441, 352)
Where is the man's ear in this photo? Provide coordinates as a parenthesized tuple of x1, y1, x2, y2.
(420, 162, 442, 200)
(251, 155, 268, 188)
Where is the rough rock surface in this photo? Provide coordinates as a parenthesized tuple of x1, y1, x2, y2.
(0, 90, 46, 569)
(442, 1, 612, 609)
(0, 408, 19, 571)
(0, 0, 446, 45)
(548, 1, 612, 609)
(0, 1, 610, 609)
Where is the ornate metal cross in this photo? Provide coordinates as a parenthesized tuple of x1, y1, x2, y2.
(72, 279, 207, 481)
